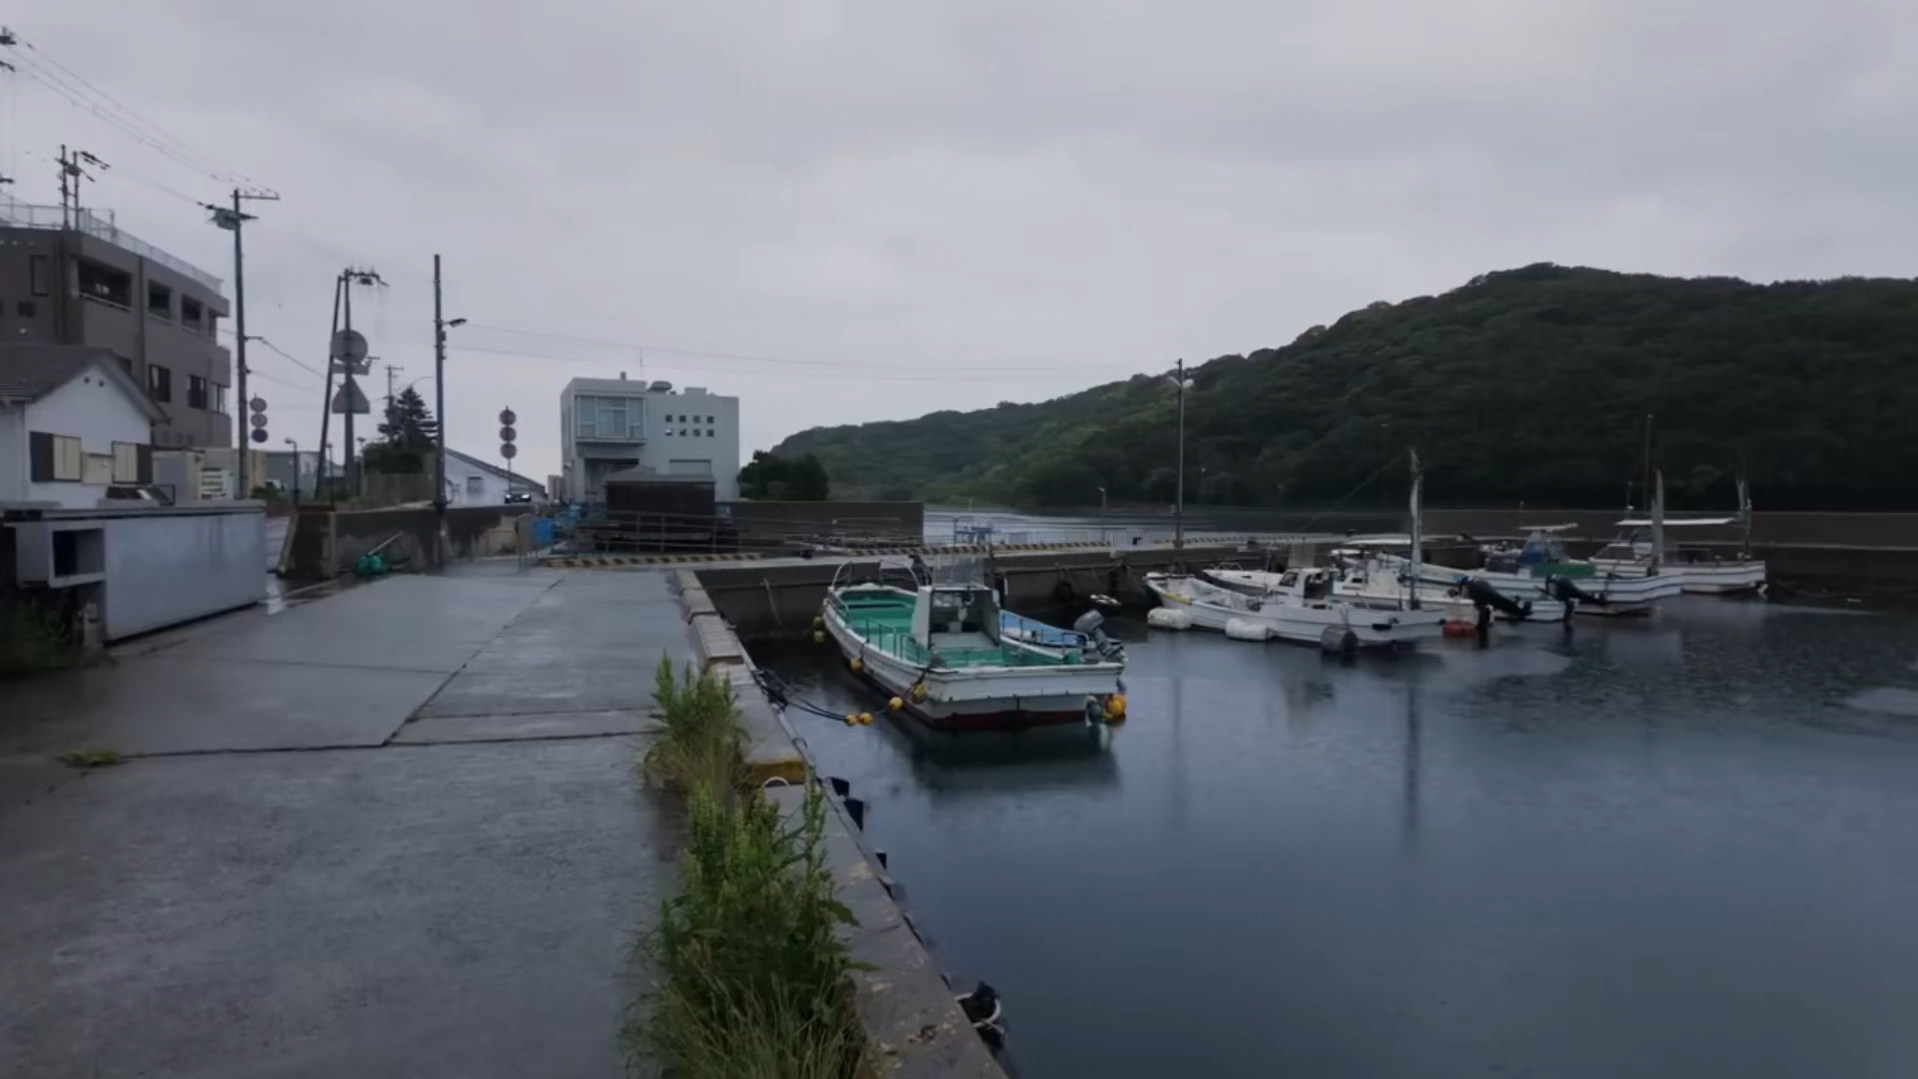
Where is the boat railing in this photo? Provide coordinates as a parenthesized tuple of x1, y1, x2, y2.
(837, 610, 1075, 669)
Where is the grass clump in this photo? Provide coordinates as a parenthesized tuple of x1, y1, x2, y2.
(58, 747, 125, 770)
(1, 601, 80, 679)
(631, 781, 865, 1078)
(629, 652, 866, 1077)
(642, 654, 747, 796)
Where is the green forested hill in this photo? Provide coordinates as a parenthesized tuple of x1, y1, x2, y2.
(772, 265, 1918, 509)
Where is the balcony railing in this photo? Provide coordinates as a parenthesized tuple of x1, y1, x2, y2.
(1, 202, 224, 294)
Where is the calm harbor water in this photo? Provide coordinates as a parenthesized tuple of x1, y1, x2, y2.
(760, 597, 1918, 1078)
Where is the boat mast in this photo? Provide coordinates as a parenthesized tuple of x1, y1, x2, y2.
(1650, 469, 1666, 574)
(1407, 448, 1423, 610)
(1736, 474, 1753, 560)
(1173, 357, 1186, 551)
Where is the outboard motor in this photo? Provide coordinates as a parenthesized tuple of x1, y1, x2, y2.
(1462, 577, 1531, 620)
(1073, 609, 1125, 661)
(1547, 574, 1603, 607)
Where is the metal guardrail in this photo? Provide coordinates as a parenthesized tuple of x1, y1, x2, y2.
(1, 203, 225, 293)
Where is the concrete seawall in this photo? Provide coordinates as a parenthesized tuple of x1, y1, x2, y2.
(673, 569, 1008, 1078)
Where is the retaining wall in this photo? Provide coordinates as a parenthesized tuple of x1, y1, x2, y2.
(673, 569, 1008, 1078)
(281, 505, 534, 579)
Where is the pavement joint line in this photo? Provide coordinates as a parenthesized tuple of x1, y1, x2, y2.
(102, 729, 650, 763)
(395, 707, 649, 722)
(141, 654, 471, 676)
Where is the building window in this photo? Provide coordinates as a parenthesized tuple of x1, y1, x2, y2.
(466, 476, 485, 495)
(118, 356, 134, 378)
(212, 384, 228, 413)
(16, 300, 34, 318)
(148, 364, 172, 403)
(78, 261, 133, 308)
(29, 433, 84, 482)
(180, 296, 204, 332)
(147, 281, 173, 320)
(111, 442, 142, 483)
(574, 395, 642, 439)
(29, 255, 50, 296)
(188, 375, 208, 409)
(706, 415, 713, 423)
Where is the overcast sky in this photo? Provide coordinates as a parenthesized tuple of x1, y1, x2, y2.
(6, 1, 1913, 479)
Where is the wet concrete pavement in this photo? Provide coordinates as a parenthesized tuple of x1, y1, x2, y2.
(0, 567, 692, 1078)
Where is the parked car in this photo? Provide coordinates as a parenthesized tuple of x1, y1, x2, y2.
(104, 485, 173, 505)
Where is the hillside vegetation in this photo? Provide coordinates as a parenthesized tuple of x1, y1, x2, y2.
(773, 265, 1918, 509)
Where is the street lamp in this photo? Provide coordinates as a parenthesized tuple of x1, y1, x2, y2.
(1097, 485, 1108, 543)
(284, 437, 300, 504)
(1166, 360, 1195, 549)
(432, 252, 466, 568)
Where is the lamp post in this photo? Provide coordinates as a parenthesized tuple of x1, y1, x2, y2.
(432, 254, 467, 567)
(284, 437, 299, 504)
(1167, 360, 1193, 549)
(1097, 485, 1108, 544)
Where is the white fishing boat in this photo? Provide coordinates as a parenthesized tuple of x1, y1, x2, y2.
(1144, 450, 1445, 649)
(1588, 480, 1766, 594)
(820, 563, 1126, 731)
(1456, 528, 1681, 616)
(1145, 567, 1444, 648)
(1214, 554, 1570, 623)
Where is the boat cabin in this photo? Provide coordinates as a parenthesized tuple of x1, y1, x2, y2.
(914, 584, 1003, 648)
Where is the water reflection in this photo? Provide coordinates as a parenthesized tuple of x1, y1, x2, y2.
(761, 600, 1918, 1079)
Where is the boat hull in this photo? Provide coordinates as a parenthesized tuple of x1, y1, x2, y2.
(1493, 567, 1683, 616)
(822, 604, 1120, 731)
(1675, 562, 1766, 593)
(1146, 575, 1442, 648)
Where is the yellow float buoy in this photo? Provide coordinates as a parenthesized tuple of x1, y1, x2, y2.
(909, 682, 928, 703)
(812, 630, 826, 644)
(888, 696, 904, 711)
(858, 712, 874, 725)
(812, 614, 825, 628)
(850, 657, 864, 673)
(1103, 694, 1127, 722)
(844, 713, 859, 725)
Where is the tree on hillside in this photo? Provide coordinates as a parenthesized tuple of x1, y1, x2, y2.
(737, 451, 830, 501)
(365, 387, 439, 475)
(769, 265, 1918, 510)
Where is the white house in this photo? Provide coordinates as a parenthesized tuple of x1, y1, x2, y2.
(443, 447, 547, 506)
(0, 345, 165, 507)
(560, 374, 740, 503)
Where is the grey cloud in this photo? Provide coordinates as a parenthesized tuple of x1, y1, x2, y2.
(10, 0, 1915, 475)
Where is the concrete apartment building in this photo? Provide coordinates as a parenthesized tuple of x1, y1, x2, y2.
(560, 375, 740, 503)
(1, 204, 232, 449)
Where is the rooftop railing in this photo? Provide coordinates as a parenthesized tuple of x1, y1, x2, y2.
(1, 203, 224, 293)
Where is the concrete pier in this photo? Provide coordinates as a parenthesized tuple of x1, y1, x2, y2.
(0, 568, 684, 1078)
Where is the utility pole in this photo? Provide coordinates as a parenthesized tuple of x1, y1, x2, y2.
(385, 362, 402, 417)
(432, 255, 466, 555)
(209, 187, 278, 499)
(56, 146, 108, 228)
(335, 269, 385, 496)
(343, 277, 357, 494)
(1174, 357, 1186, 550)
(317, 274, 344, 498)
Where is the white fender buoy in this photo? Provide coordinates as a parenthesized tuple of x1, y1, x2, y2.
(1146, 607, 1194, 630)
(1224, 617, 1271, 641)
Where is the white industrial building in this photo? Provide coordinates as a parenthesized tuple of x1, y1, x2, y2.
(559, 375, 740, 503)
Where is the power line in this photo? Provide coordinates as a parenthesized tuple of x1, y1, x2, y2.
(6, 32, 265, 189)
(459, 322, 1142, 375)
(442, 341, 1129, 383)
(254, 337, 322, 379)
